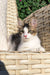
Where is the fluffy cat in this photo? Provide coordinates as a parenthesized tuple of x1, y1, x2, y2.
(8, 17, 45, 52)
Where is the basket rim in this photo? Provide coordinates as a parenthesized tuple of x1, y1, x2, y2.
(0, 50, 50, 54)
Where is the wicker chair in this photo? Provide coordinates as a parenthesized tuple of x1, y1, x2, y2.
(0, 0, 50, 75)
(23, 5, 50, 52)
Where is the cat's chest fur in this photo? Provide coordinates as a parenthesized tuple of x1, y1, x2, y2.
(18, 35, 41, 51)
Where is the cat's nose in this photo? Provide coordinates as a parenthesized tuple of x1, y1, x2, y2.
(24, 35, 27, 38)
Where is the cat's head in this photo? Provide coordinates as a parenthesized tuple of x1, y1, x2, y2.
(18, 17, 37, 41)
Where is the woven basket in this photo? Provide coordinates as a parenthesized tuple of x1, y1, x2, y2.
(23, 5, 50, 52)
(0, 0, 50, 75)
(6, 0, 18, 38)
(0, 52, 50, 75)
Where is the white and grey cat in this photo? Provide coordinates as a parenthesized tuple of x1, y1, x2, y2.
(8, 17, 45, 52)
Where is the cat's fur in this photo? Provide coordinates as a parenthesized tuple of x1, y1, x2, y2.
(8, 17, 45, 52)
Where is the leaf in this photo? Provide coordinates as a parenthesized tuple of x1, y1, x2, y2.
(20, 2, 22, 4)
(37, 0, 40, 2)
(24, 2, 28, 7)
(26, 10, 31, 14)
(48, 0, 50, 3)
(21, 9, 25, 12)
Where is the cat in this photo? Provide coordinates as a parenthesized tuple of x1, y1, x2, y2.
(8, 17, 45, 52)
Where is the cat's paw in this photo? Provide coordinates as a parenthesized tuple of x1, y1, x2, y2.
(39, 47, 45, 52)
(32, 48, 40, 52)
(32, 47, 45, 52)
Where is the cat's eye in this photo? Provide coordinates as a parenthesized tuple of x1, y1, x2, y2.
(28, 30, 33, 33)
(28, 30, 35, 34)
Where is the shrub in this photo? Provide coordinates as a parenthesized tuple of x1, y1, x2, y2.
(16, 0, 50, 19)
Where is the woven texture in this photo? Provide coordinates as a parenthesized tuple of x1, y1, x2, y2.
(6, 0, 18, 38)
(0, 52, 50, 75)
(23, 5, 50, 52)
(0, 1, 50, 75)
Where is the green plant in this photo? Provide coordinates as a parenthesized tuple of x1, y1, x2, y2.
(16, 0, 50, 19)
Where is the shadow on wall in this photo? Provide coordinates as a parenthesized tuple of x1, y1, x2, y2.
(0, 61, 9, 75)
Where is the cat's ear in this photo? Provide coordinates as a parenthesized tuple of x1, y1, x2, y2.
(18, 18, 24, 28)
(29, 17, 37, 28)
